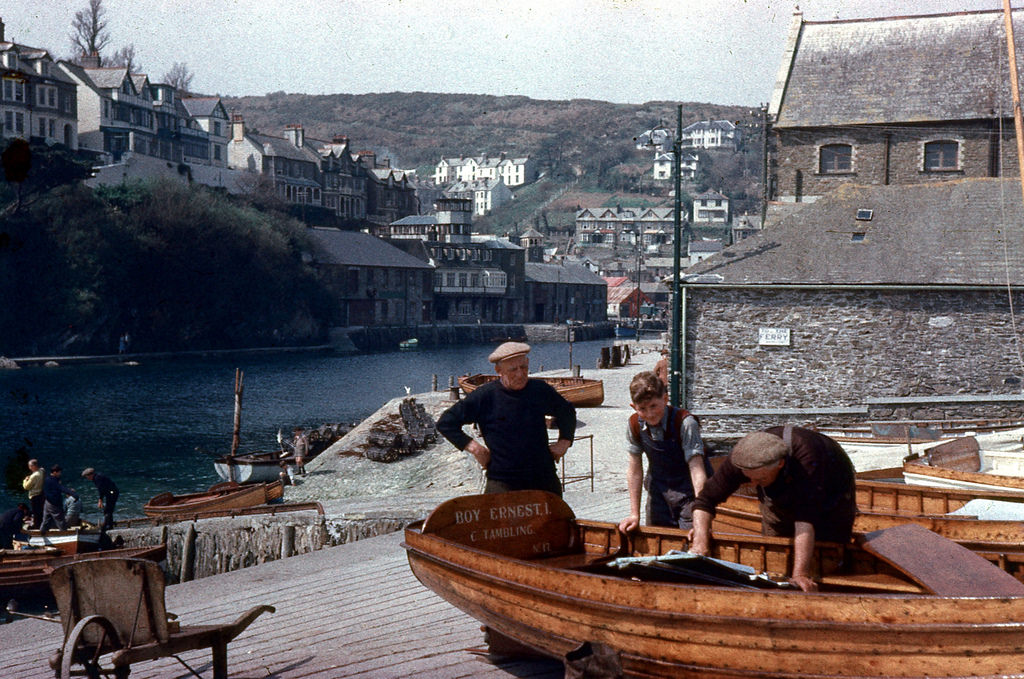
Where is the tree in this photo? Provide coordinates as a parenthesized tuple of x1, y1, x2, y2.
(163, 62, 195, 93)
(70, 0, 111, 60)
(108, 44, 140, 73)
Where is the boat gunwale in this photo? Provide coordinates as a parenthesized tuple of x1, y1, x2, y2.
(404, 524, 1024, 624)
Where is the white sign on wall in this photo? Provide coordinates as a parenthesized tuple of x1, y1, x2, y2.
(758, 327, 791, 346)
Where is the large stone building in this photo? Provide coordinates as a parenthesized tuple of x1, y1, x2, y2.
(768, 9, 1023, 204)
(682, 8, 1024, 426)
(683, 180, 1024, 425)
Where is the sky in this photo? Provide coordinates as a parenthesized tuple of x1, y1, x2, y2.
(1, 0, 1015, 105)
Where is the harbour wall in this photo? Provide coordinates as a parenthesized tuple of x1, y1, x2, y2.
(336, 322, 614, 352)
(114, 505, 426, 585)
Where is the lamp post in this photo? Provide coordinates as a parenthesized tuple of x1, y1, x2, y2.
(669, 104, 685, 407)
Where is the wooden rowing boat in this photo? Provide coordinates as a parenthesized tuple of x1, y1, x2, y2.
(457, 374, 605, 407)
(143, 481, 283, 518)
(24, 527, 104, 555)
(405, 491, 1024, 676)
(404, 491, 1024, 678)
(0, 544, 167, 601)
(213, 423, 349, 483)
(901, 435, 1024, 493)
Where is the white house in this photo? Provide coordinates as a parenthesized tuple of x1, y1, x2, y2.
(680, 120, 740, 150)
(692, 189, 730, 223)
(443, 177, 512, 216)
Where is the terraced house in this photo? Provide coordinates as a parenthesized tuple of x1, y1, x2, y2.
(0, 19, 78, 148)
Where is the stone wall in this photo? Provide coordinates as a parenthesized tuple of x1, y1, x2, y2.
(685, 287, 1024, 431)
(773, 122, 1018, 201)
(114, 507, 423, 584)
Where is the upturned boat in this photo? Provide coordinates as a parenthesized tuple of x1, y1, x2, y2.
(902, 435, 1024, 493)
(404, 490, 1024, 678)
(457, 374, 605, 407)
(143, 480, 283, 519)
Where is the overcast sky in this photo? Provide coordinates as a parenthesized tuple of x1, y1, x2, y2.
(2, 0, 1013, 105)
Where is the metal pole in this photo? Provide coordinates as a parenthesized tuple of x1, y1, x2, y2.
(760, 102, 769, 228)
(670, 104, 683, 407)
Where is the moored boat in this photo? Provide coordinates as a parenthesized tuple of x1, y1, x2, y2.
(458, 374, 605, 407)
(143, 480, 282, 518)
(213, 423, 350, 483)
(399, 338, 419, 350)
(404, 490, 1024, 678)
(902, 435, 1024, 493)
(25, 527, 103, 555)
(0, 543, 167, 601)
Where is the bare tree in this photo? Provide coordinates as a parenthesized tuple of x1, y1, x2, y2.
(70, 0, 111, 60)
(162, 62, 195, 94)
(108, 44, 141, 73)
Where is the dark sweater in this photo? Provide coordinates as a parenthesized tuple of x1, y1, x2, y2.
(91, 472, 119, 500)
(694, 426, 856, 536)
(437, 378, 576, 486)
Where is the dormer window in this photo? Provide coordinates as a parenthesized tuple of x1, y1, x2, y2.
(924, 140, 959, 171)
(819, 144, 853, 173)
(4, 52, 17, 69)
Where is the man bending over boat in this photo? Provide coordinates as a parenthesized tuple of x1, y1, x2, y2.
(437, 342, 576, 496)
(689, 426, 857, 592)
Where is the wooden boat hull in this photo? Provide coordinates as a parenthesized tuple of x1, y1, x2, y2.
(25, 528, 102, 555)
(458, 374, 605, 407)
(404, 491, 1024, 678)
(143, 481, 282, 518)
(0, 544, 167, 600)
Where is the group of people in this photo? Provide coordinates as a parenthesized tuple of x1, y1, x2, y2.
(437, 341, 857, 593)
(1, 461, 120, 549)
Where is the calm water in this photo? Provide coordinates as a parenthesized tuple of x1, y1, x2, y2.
(0, 340, 607, 521)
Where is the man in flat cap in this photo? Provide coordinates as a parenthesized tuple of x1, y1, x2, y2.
(437, 341, 576, 496)
(689, 425, 856, 592)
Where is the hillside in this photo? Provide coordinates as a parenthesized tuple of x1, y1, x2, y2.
(221, 91, 762, 234)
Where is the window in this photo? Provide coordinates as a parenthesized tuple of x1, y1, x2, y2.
(819, 144, 853, 173)
(924, 141, 959, 171)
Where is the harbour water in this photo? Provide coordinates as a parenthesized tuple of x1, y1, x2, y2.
(0, 340, 609, 521)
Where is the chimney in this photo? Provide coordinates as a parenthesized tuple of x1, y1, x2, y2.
(231, 113, 245, 142)
(80, 51, 101, 68)
(331, 134, 348, 144)
(0, 18, 5, 43)
(284, 124, 304, 148)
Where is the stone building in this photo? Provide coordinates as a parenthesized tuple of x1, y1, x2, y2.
(524, 261, 607, 323)
(682, 180, 1024, 424)
(769, 9, 1023, 203)
(310, 229, 434, 326)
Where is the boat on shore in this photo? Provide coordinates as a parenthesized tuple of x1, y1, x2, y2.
(143, 480, 283, 519)
(213, 422, 350, 483)
(404, 490, 1024, 678)
(0, 543, 167, 601)
(458, 374, 605, 407)
(25, 527, 104, 555)
(902, 435, 1024, 493)
(399, 338, 419, 351)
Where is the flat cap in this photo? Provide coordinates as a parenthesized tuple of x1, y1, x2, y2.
(488, 341, 531, 364)
(730, 431, 789, 470)
(81, 467, 95, 477)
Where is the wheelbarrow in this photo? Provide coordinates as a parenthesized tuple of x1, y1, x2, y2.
(37, 556, 273, 678)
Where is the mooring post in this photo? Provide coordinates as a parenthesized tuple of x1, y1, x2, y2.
(281, 525, 296, 559)
(432, 374, 438, 391)
(180, 523, 197, 583)
(448, 375, 459, 400)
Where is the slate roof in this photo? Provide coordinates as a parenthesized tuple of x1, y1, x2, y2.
(251, 133, 320, 163)
(181, 97, 225, 118)
(685, 178, 1024, 286)
(525, 262, 607, 286)
(773, 9, 1021, 128)
(309, 229, 433, 269)
(83, 67, 130, 90)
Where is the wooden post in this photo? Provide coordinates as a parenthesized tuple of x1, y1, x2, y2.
(281, 525, 296, 559)
(1004, 0, 1024, 207)
(180, 523, 197, 583)
(230, 368, 244, 458)
(432, 374, 438, 391)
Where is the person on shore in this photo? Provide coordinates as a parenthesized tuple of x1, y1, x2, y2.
(40, 464, 78, 533)
(292, 427, 309, 476)
(81, 468, 119, 530)
(618, 371, 709, 534)
(653, 356, 669, 387)
(0, 503, 29, 549)
(22, 459, 44, 529)
(437, 341, 576, 496)
(689, 426, 857, 592)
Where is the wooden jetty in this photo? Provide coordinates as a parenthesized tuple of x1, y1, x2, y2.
(0, 491, 627, 678)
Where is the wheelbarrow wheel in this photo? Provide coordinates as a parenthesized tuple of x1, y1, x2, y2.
(59, 614, 127, 679)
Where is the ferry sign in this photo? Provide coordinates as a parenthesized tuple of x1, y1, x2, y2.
(758, 327, 791, 346)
